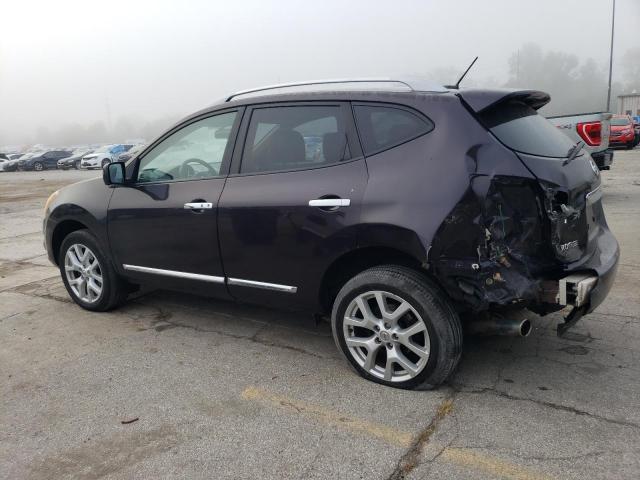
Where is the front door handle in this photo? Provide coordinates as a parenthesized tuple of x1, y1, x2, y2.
(184, 202, 213, 210)
(308, 198, 351, 208)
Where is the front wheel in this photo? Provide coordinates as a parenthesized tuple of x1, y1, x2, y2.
(33, 161, 44, 171)
(331, 266, 462, 390)
(59, 230, 128, 311)
(101, 158, 110, 168)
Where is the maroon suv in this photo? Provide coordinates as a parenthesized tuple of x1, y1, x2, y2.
(610, 115, 635, 149)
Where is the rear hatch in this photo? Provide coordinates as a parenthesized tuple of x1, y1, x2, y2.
(459, 89, 602, 265)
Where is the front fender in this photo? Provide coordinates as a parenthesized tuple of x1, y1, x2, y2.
(44, 178, 114, 264)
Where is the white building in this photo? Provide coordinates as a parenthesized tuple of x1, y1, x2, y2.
(618, 93, 640, 116)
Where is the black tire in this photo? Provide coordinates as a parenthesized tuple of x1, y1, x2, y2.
(101, 158, 110, 168)
(58, 229, 128, 311)
(33, 161, 44, 171)
(331, 265, 462, 390)
(627, 141, 634, 150)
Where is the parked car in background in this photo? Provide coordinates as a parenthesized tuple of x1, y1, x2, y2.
(58, 149, 94, 170)
(81, 145, 133, 169)
(632, 117, 640, 148)
(548, 112, 613, 170)
(43, 80, 619, 389)
(117, 144, 146, 162)
(0, 153, 10, 161)
(8, 153, 24, 160)
(0, 158, 9, 171)
(3, 159, 21, 172)
(17, 150, 72, 171)
(3, 153, 33, 172)
(3, 159, 20, 172)
(609, 115, 635, 149)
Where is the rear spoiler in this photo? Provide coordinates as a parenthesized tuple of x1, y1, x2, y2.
(458, 89, 551, 113)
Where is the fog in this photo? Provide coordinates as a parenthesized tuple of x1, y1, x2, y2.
(1, 0, 639, 147)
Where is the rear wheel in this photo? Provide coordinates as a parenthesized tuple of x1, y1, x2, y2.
(331, 266, 462, 390)
(59, 230, 127, 311)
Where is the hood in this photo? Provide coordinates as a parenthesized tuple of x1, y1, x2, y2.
(610, 124, 632, 131)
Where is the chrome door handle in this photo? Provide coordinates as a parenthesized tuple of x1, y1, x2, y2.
(308, 199, 351, 208)
(184, 202, 213, 210)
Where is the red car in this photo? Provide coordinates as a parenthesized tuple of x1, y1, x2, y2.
(609, 115, 635, 149)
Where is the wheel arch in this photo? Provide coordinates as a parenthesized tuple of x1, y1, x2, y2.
(51, 219, 90, 265)
(318, 245, 439, 314)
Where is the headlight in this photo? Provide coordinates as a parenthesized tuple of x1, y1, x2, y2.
(44, 190, 59, 213)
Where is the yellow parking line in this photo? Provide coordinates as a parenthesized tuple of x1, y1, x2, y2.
(441, 448, 554, 480)
(241, 386, 555, 480)
(241, 386, 413, 447)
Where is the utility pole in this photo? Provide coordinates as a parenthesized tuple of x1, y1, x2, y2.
(606, 0, 616, 112)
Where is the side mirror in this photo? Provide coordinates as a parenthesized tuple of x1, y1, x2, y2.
(103, 161, 126, 186)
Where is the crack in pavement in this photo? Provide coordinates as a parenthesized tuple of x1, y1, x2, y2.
(386, 391, 456, 480)
(8, 285, 335, 361)
(451, 383, 640, 430)
(147, 316, 332, 359)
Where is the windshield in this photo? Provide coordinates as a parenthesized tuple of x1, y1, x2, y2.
(479, 100, 576, 158)
(611, 117, 630, 126)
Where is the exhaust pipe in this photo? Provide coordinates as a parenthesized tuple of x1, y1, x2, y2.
(465, 312, 532, 337)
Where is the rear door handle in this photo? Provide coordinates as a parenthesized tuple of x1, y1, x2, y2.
(308, 199, 351, 208)
(184, 202, 213, 210)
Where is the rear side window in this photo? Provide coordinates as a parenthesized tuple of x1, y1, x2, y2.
(353, 104, 433, 155)
(241, 105, 351, 174)
(480, 101, 575, 158)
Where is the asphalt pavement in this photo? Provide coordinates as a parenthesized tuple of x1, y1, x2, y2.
(1, 151, 640, 479)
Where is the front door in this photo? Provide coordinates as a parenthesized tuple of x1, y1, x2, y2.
(108, 109, 241, 297)
(218, 102, 367, 308)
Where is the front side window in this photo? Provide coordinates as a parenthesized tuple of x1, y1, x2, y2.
(240, 105, 350, 174)
(354, 104, 434, 156)
(137, 112, 237, 183)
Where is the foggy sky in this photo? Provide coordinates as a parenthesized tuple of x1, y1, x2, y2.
(1, 0, 639, 145)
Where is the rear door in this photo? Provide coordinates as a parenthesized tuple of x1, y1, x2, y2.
(217, 102, 367, 308)
(44, 152, 61, 168)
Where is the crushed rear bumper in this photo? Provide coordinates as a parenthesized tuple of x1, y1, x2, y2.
(551, 227, 619, 335)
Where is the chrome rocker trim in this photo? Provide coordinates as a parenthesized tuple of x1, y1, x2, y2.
(122, 264, 297, 293)
(122, 264, 225, 283)
(227, 277, 298, 294)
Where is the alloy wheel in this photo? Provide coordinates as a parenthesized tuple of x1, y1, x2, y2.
(34, 162, 43, 171)
(64, 244, 103, 303)
(343, 290, 430, 382)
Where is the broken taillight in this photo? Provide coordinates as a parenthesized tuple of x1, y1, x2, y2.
(576, 121, 601, 146)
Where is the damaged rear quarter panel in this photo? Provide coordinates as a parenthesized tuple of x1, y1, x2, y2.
(359, 95, 554, 311)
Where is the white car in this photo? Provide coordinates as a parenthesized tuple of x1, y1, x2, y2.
(81, 144, 132, 169)
(0, 158, 8, 171)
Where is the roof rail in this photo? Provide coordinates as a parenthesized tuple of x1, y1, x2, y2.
(225, 78, 445, 102)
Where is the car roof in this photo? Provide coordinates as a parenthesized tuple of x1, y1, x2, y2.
(172, 79, 455, 130)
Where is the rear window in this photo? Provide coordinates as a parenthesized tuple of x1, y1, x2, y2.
(480, 101, 575, 158)
(353, 104, 433, 156)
